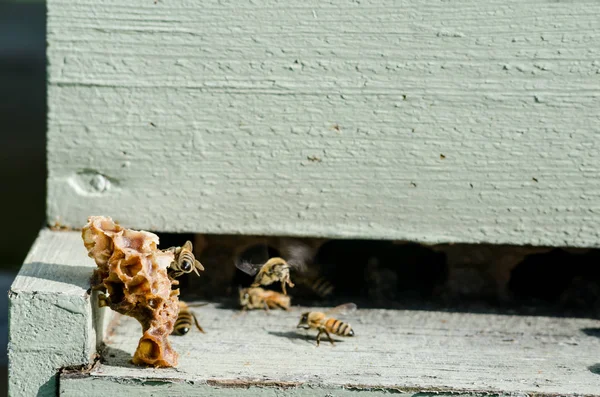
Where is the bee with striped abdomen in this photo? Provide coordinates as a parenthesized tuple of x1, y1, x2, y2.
(296, 303, 356, 346)
(239, 287, 291, 311)
(294, 271, 335, 299)
(305, 276, 334, 298)
(172, 301, 206, 336)
(165, 240, 204, 278)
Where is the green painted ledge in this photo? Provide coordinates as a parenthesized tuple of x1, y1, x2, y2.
(8, 230, 110, 397)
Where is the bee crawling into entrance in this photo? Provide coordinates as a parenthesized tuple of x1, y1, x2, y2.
(236, 257, 298, 295)
(164, 240, 204, 280)
(294, 271, 335, 299)
(172, 301, 207, 336)
(239, 287, 291, 311)
(297, 303, 356, 346)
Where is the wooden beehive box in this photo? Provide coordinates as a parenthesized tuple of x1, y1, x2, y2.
(9, 0, 600, 396)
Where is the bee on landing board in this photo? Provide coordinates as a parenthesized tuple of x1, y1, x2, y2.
(165, 240, 205, 279)
(236, 257, 297, 295)
(296, 303, 356, 346)
(239, 287, 291, 311)
(172, 301, 207, 336)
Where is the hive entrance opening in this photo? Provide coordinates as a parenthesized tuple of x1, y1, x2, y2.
(156, 232, 600, 317)
(509, 248, 600, 314)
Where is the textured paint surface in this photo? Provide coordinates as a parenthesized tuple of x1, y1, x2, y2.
(59, 378, 510, 397)
(72, 303, 600, 396)
(48, 0, 600, 246)
(8, 230, 101, 397)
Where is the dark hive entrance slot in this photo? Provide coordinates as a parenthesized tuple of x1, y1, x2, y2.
(155, 232, 600, 317)
(314, 240, 447, 306)
(509, 249, 576, 302)
(509, 248, 600, 314)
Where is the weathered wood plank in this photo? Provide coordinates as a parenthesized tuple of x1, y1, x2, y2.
(58, 378, 498, 397)
(70, 303, 600, 396)
(47, 0, 600, 247)
(8, 230, 107, 397)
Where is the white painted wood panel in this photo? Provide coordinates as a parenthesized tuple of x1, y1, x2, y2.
(62, 303, 600, 396)
(47, 0, 600, 246)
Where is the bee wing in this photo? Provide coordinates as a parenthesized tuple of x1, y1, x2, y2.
(286, 257, 308, 273)
(324, 303, 357, 316)
(235, 244, 270, 276)
(235, 260, 261, 276)
(182, 240, 193, 251)
(187, 302, 210, 308)
(279, 239, 313, 273)
(164, 245, 177, 254)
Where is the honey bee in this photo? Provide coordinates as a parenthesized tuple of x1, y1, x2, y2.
(172, 301, 206, 336)
(165, 240, 204, 278)
(236, 257, 297, 295)
(295, 273, 335, 298)
(239, 287, 291, 311)
(296, 303, 356, 346)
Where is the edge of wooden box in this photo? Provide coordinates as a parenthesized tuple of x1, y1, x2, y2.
(8, 229, 110, 397)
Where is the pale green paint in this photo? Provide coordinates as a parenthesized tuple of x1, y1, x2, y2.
(8, 230, 105, 397)
(46, 0, 600, 247)
(59, 377, 511, 397)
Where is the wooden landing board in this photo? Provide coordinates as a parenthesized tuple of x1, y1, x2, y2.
(62, 303, 600, 396)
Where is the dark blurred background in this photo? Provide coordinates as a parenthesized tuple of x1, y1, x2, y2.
(0, 1, 47, 395)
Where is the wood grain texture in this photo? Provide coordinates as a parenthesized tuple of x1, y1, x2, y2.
(67, 303, 600, 396)
(47, 0, 600, 246)
(58, 378, 507, 397)
(8, 230, 107, 397)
